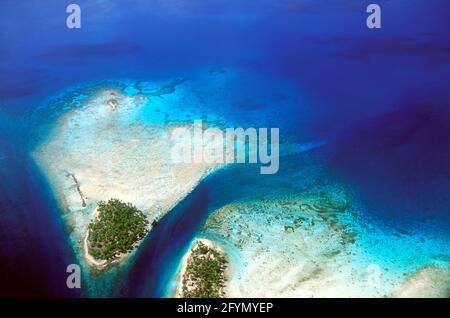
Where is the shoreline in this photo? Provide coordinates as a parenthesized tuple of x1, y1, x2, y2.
(83, 228, 134, 269)
(83, 206, 126, 269)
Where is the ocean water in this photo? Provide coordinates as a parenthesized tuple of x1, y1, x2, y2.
(0, 0, 449, 297)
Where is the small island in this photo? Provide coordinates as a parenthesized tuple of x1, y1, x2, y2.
(86, 198, 148, 262)
(179, 240, 228, 298)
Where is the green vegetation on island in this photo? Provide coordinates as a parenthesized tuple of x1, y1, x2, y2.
(87, 198, 148, 261)
(182, 241, 227, 298)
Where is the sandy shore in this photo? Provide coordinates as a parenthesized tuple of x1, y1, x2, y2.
(83, 231, 107, 268)
(83, 207, 106, 268)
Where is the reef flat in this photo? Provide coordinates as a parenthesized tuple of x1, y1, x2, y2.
(32, 79, 226, 270)
(197, 162, 450, 297)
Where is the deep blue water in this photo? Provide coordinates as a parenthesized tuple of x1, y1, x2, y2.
(0, 137, 80, 297)
(1, 1, 449, 296)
